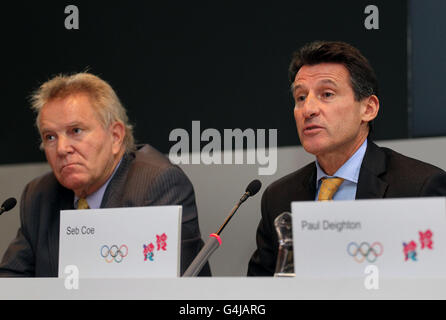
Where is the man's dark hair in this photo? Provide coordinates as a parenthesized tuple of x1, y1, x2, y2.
(288, 41, 379, 101)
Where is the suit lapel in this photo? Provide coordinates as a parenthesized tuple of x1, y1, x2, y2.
(47, 185, 74, 276)
(356, 141, 389, 199)
(101, 152, 133, 208)
(288, 163, 317, 204)
(296, 164, 317, 201)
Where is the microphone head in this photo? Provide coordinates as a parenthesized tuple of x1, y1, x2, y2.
(246, 179, 262, 197)
(1, 197, 17, 212)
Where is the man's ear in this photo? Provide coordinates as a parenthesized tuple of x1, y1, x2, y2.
(110, 121, 126, 154)
(361, 95, 380, 123)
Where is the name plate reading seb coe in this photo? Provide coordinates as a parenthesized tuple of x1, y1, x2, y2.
(58, 206, 182, 278)
(292, 198, 446, 278)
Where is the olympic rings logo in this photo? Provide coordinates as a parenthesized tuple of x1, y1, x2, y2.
(100, 245, 128, 263)
(347, 242, 383, 263)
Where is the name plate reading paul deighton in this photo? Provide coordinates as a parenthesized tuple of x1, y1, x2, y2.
(291, 198, 446, 278)
(301, 220, 362, 232)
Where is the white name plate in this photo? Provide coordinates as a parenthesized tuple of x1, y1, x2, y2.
(58, 206, 182, 278)
(292, 198, 446, 278)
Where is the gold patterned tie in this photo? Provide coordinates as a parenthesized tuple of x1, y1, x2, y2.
(318, 177, 344, 201)
(77, 198, 90, 210)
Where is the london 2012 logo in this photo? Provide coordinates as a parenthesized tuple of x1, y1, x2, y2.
(143, 233, 168, 262)
(100, 245, 128, 263)
(347, 241, 383, 263)
(403, 229, 434, 262)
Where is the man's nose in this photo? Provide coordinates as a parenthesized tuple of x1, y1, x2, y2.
(56, 135, 74, 156)
(302, 93, 320, 119)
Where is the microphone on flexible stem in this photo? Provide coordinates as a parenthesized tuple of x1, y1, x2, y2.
(182, 179, 262, 277)
(0, 198, 17, 216)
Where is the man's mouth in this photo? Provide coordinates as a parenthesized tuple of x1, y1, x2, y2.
(61, 163, 81, 172)
(303, 125, 323, 134)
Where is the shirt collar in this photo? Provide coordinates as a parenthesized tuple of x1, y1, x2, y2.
(316, 139, 368, 184)
(74, 157, 123, 209)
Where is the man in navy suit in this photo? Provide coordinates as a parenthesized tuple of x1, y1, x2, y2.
(248, 41, 446, 276)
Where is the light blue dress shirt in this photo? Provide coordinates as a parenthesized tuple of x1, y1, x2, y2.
(315, 139, 368, 201)
(74, 158, 123, 209)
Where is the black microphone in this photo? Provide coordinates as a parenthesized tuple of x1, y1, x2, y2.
(238, 179, 262, 205)
(0, 198, 17, 216)
(216, 179, 261, 236)
(183, 179, 262, 277)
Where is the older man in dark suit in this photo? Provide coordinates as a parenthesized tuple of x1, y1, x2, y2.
(248, 41, 446, 276)
(0, 73, 210, 277)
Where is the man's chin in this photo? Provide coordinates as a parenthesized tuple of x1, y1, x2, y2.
(302, 141, 327, 156)
(57, 175, 88, 194)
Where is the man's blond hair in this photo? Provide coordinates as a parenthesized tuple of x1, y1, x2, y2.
(31, 72, 135, 152)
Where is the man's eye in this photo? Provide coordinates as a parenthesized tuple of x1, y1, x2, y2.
(296, 95, 306, 102)
(322, 92, 334, 98)
(73, 128, 82, 134)
(44, 135, 55, 141)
